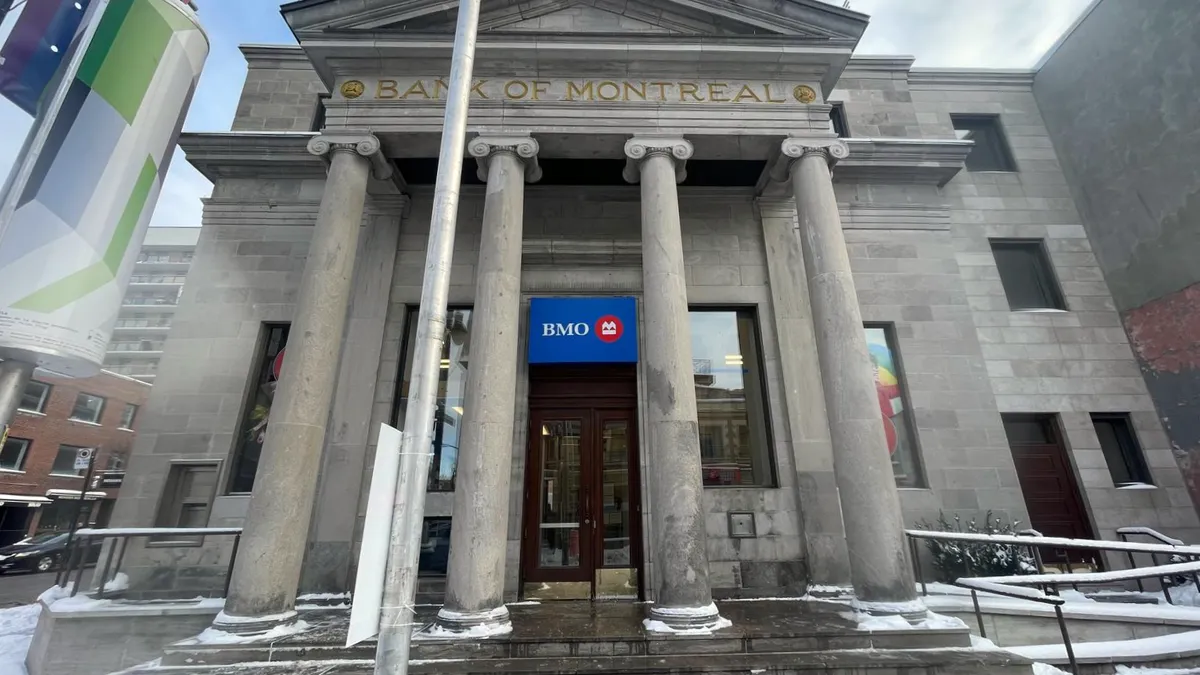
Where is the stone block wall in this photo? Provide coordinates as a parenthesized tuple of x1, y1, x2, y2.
(232, 46, 327, 132)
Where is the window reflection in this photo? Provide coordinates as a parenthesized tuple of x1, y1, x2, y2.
(400, 309, 472, 491)
(688, 309, 772, 487)
(864, 325, 923, 488)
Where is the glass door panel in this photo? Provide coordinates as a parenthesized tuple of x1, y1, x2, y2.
(599, 419, 632, 568)
(538, 419, 583, 569)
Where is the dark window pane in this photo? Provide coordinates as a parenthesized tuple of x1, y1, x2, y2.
(229, 324, 290, 493)
(689, 309, 773, 487)
(1092, 414, 1152, 486)
(419, 518, 452, 575)
(20, 382, 49, 413)
(119, 403, 138, 429)
(991, 240, 1066, 310)
(70, 393, 105, 423)
(1003, 418, 1053, 445)
(52, 445, 87, 476)
(0, 438, 30, 471)
(399, 309, 472, 491)
(864, 326, 924, 487)
(952, 114, 1017, 172)
(830, 103, 849, 138)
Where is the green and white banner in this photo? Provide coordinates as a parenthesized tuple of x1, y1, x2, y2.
(0, 0, 208, 376)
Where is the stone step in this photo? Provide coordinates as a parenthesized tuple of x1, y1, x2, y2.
(127, 647, 1036, 675)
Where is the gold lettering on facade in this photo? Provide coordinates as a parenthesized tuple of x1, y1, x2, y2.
(596, 81, 621, 101)
(566, 81, 594, 101)
(650, 82, 672, 99)
(732, 84, 762, 103)
(623, 81, 647, 101)
(376, 79, 399, 99)
(401, 80, 431, 99)
(532, 80, 550, 100)
(707, 82, 729, 102)
(471, 79, 490, 99)
(763, 84, 786, 103)
(679, 82, 702, 101)
(434, 79, 448, 98)
(505, 80, 529, 99)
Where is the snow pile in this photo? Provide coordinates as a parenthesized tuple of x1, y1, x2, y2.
(1032, 664, 1070, 675)
(102, 573, 129, 593)
(1011, 629, 1200, 662)
(35, 584, 70, 605)
(851, 610, 967, 632)
(194, 620, 310, 645)
(1169, 585, 1200, 607)
(1114, 666, 1200, 674)
(0, 604, 41, 675)
(971, 635, 999, 649)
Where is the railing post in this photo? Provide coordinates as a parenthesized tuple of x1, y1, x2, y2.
(1055, 604, 1078, 675)
(224, 534, 241, 600)
(1128, 551, 1145, 593)
(909, 535, 927, 596)
(95, 537, 118, 599)
(970, 590, 986, 638)
(72, 538, 88, 597)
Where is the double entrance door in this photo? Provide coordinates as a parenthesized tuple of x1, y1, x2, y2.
(521, 365, 643, 600)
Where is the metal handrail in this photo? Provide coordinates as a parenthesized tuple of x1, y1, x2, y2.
(56, 527, 243, 600)
(1118, 527, 1195, 595)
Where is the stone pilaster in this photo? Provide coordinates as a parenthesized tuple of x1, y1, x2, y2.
(436, 136, 540, 634)
(215, 132, 390, 631)
(624, 137, 724, 631)
(781, 137, 921, 615)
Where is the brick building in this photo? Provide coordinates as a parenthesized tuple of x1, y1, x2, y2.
(0, 370, 149, 545)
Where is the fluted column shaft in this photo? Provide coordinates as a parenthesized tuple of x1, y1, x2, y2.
(437, 136, 540, 633)
(784, 138, 920, 614)
(218, 133, 391, 629)
(624, 137, 722, 630)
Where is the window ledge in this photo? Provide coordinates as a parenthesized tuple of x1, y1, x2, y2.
(68, 419, 104, 427)
(1011, 308, 1070, 314)
(118, 427, 135, 433)
(48, 474, 84, 479)
(0, 468, 27, 474)
(17, 409, 46, 417)
(1116, 483, 1157, 491)
(897, 487, 933, 491)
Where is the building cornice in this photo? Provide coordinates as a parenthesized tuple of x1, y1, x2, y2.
(835, 138, 972, 187)
(180, 132, 325, 181)
(908, 69, 1036, 89)
(844, 55, 916, 72)
(238, 44, 311, 69)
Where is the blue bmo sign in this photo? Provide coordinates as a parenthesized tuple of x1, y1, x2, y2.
(528, 297, 638, 364)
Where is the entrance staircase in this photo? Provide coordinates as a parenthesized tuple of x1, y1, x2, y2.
(119, 600, 1035, 674)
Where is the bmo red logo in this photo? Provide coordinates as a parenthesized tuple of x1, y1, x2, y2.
(595, 315, 623, 343)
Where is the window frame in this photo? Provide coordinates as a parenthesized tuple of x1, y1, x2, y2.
(990, 238, 1068, 311)
(50, 444, 90, 478)
(119, 403, 139, 430)
(687, 305, 778, 489)
(227, 323, 291, 494)
(310, 93, 331, 132)
(829, 102, 850, 138)
(951, 113, 1018, 172)
(392, 306, 474, 492)
(863, 322, 927, 488)
(1091, 413, 1154, 487)
(0, 437, 31, 472)
(19, 380, 51, 414)
(151, 460, 222, 547)
(69, 392, 106, 424)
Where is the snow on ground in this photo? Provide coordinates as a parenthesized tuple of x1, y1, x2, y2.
(194, 620, 311, 645)
(1033, 664, 1070, 675)
(1113, 667, 1200, 674)
(1011, 629, 1200, 662)
(0, 604, 41, 675)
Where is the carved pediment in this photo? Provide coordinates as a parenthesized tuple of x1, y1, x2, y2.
(282, 0, 868, 40)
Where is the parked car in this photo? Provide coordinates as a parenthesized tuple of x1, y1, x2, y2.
(0, 533, 102, 574)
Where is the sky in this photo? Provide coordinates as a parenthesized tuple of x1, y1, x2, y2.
(0, 0, 1092, 230)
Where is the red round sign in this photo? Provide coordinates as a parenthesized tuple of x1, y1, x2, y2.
(594, 315, 623, 343)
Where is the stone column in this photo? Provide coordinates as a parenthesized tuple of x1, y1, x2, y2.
(781, 138, 921, 615)
(437, 136, 540, 633)
(216, 133, 392, 631)
(623, 137, 723, 631)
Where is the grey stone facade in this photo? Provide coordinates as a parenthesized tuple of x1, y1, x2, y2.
(108, 0, 1199, 609)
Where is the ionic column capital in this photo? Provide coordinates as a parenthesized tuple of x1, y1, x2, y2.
(623, 136, 693, 184)
(771, 138, 849, 182)
(307, 131, 392, 180)
(468, 135, 542, 183)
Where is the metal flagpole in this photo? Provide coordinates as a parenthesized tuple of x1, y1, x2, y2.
(374, 0, 482, 673)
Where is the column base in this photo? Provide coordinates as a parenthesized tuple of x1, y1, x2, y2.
(211, 609, 301, 637)
(804, 584, 853, 599)
(850, 597, 928, 624)
(644, 602, 731, 633)
(432, 605, 513, 638)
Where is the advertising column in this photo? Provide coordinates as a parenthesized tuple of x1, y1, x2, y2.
(0, 0, 209, 378)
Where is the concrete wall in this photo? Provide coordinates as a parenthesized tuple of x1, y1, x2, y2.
(232, 47, 327, 132)
(1034, 0, 1200, 511)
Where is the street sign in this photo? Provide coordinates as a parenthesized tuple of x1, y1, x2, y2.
(74, 447, 93, 470)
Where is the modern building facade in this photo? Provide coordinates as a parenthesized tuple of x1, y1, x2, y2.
(0, 369, 148, 546)
(107, 0, 1198, 633)
(103, 227, 201, 383)
(1033, 0, 1200, 512)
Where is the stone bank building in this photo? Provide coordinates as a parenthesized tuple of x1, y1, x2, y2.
(109, 0, 1200, 631)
